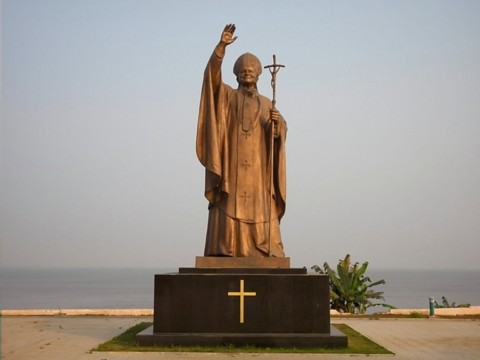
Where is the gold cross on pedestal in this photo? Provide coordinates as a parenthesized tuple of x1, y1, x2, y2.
(228, 279, 256, 323)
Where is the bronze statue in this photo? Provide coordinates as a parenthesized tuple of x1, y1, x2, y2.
(196, 24, 287, 257)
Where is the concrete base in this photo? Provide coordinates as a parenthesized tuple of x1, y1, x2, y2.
(195, 256, 290, 268)
(137, 325, 347, 348)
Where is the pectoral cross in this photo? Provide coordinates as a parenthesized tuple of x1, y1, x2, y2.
(228, 279, 256, 323)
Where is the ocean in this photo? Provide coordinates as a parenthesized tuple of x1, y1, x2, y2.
(1, 268, 479, 313)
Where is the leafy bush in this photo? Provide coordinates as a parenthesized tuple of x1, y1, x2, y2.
(312, 254, 393, 314)
(434, 296, 470, 308)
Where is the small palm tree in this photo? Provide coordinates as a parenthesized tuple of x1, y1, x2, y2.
(311, 254, 393, 314)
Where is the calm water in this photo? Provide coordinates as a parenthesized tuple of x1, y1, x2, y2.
(1, 268, 479, 312)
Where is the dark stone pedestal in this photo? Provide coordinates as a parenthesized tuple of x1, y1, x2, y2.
(137, 267, 347, 348)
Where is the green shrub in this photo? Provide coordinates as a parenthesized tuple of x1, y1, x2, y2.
(312, 254, 393, 314)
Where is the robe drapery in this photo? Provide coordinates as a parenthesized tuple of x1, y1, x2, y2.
(196, 51, 287, 257)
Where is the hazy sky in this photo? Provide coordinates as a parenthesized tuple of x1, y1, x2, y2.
(2, 0, 479, 270)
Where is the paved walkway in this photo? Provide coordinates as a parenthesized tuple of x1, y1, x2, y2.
(2, 316, 480, 359)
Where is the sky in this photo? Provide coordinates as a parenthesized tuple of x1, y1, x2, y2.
(1, 0, 479, 271)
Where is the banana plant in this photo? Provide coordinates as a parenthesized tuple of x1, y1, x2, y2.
(312, 254, 393, 314)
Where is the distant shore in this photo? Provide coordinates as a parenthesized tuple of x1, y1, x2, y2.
(2, 307, 479, 317)
(2, 268, 479, 311)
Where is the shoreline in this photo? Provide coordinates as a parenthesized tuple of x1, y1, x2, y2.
(2, 307, 479, 317)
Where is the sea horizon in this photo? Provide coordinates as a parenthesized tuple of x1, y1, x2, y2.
(1, 267, 479, 312)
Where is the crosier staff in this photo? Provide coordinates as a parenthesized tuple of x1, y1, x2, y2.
(264, 55, 285, 256)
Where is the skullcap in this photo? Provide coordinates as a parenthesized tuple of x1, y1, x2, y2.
(233, 53, 262, 76)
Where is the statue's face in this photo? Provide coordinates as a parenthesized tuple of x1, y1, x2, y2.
(237, 65, 258, 87)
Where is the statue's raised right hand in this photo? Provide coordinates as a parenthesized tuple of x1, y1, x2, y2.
(220, 24, 238, 46)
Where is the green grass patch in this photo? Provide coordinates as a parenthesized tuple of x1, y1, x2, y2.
(334, 324, 392, 354)
(93, 322, 393, 354)
(94, 322, 152, 351)
(408, 312, 429, 319)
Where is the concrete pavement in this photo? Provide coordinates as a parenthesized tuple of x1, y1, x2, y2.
(2, 315, 480, 360)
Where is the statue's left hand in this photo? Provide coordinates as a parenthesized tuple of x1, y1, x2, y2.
(270, 109, 280, 137)
(270, 108, 280, 123)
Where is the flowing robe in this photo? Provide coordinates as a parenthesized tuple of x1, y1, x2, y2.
(196, 51, 287, 257)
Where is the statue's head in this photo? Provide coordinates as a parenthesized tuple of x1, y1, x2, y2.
(233, 53, 262, 87)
